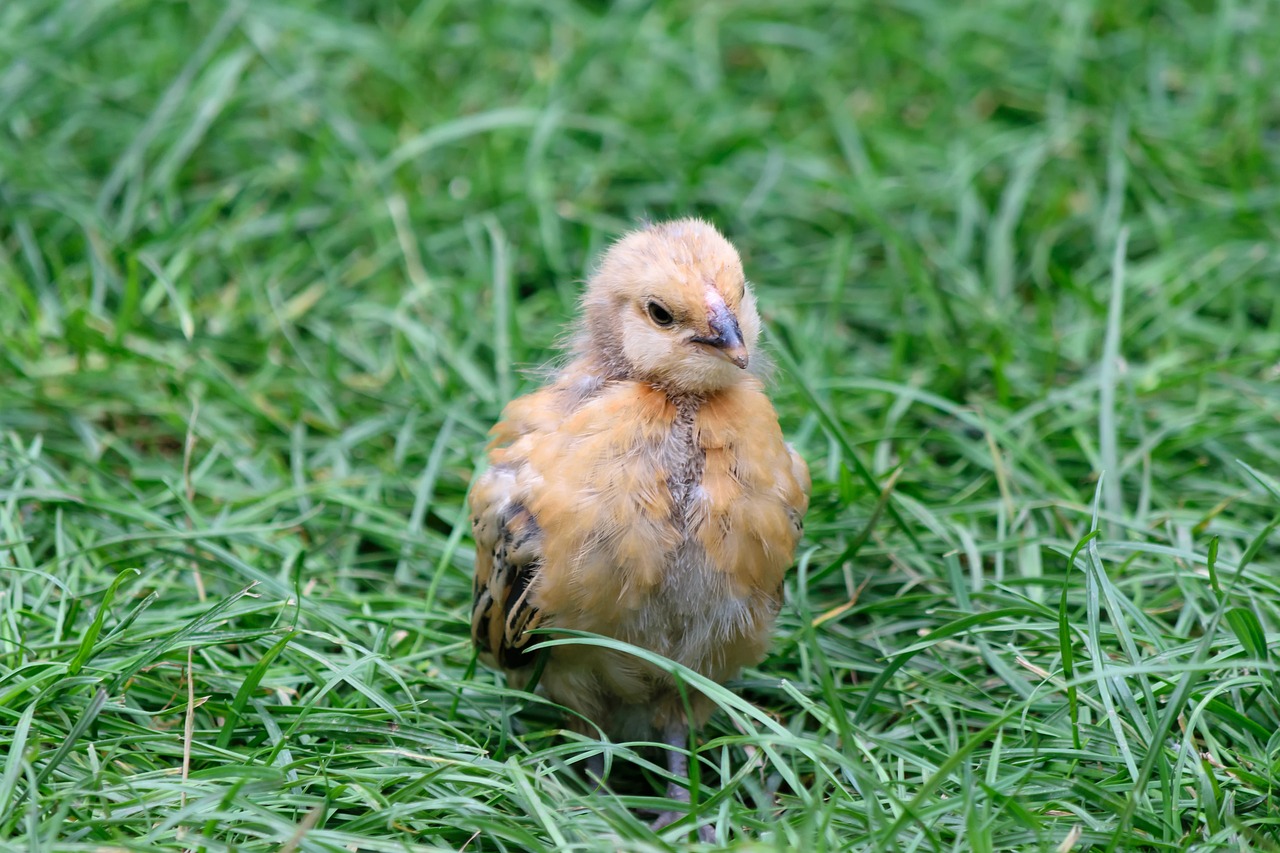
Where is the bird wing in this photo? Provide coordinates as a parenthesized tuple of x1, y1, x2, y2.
(693, 380, 811, 601)
(470, 378, 687, 669)
(469, 388, 564, 671)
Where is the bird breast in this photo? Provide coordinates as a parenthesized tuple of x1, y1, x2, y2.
(512, 377, 806, 675)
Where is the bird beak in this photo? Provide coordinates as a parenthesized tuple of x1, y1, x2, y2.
(693, 306, 749, 369)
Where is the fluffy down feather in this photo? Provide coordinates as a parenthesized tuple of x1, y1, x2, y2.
(469, 219, 810, 742)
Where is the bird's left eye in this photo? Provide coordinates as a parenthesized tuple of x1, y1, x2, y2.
(647, 301, 674, 327)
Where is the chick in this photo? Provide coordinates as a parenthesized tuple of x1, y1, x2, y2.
(470, 218, 810, 837)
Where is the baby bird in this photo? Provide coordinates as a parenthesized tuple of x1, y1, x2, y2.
(469, 219, 810, 836)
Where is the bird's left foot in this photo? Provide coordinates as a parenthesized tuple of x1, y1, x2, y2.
(652, 726, 716, 842)
(651, 810, 716, 843)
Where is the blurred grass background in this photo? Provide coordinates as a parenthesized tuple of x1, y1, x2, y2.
(2, 0, 1279, 850)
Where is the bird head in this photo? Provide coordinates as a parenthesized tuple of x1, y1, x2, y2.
(579, 219, 762, 395)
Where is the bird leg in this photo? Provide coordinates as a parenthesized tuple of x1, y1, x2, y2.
(660, 729, 691, 803)
(650, 725, 715, 843)
(585, 751, 607, 791)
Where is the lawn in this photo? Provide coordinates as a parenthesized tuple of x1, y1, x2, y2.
(2, 0, 1279, 850)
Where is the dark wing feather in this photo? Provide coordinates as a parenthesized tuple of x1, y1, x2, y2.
(470, 469, 545, 670)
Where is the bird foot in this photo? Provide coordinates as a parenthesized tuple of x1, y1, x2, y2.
(651, 810, 715, 843)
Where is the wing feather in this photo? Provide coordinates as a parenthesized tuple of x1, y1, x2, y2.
(470, 466, 549, 670)
(469, 386, 568, 671)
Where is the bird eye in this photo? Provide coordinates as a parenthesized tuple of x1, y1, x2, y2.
(647, 301, 674, 327)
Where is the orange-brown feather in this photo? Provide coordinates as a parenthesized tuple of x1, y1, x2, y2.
(468, 219, 810, 741)
(693, 381, 810, 596)
(470, 372, 808, 735)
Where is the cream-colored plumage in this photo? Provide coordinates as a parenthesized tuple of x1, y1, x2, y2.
(469, 219, 809, 834)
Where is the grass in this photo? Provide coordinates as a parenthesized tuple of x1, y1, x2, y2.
(1, 0, 1279, 849)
